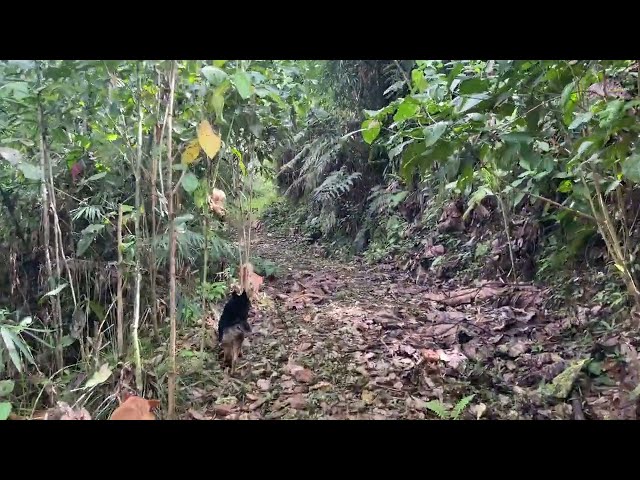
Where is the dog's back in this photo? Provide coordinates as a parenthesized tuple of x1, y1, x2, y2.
(218, 290, 251, 341)
(110, 395, 160, 420)
(218, 290, 252, 372)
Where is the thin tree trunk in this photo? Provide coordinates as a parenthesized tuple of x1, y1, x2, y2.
(117, 204, 124, 356)
(149, 67, 165, 341)
(199, 215, 209, 354)
(35, 61, 63, 371)
(166, 61, 178, 419)
(132, 62, 144, 392)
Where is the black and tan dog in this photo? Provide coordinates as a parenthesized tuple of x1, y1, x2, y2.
(218, 289, 251, 373)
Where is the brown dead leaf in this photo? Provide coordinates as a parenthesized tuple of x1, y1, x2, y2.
(281, 379, 297, 390)
(287, 394, 307, 410)
(424, 285, 504, 307)
(293, 368, 315, 384)
(188, 409, 211, 420)
(285, 362, 304, 376)
(506, 341, 529, 358)
(213, 404, 233, 417)
(421, 349, 440, 363)
(249, 396, 269, 411)
(424, 244, 445, 258)
(309, 381, 333, 391)
(437, 348, 467, 369)
(257, 379, 271, 391)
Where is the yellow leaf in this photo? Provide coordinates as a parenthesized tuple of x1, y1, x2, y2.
(181, 139, 201, 165)
(197, 120, 221, 159)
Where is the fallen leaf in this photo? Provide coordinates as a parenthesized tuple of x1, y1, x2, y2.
(543, 358, 589, 399)
(257, 379, 271, 391)
(469, 403, 487, 420)
(293, 368, 315, 384)
(507, 341, 529, 358)
(213, 404, 233, 417)
(437, 348, 467, 369)
(362, 390, 375, 404)
(249, 396, 268, 411)
(421, 349, 440, 363)
(309, 381, 333, 391)
(188, 409, 210, 420)
(287, 394, 307, 409)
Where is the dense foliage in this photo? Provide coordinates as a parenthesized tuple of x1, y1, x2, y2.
(1, 59, 639, 420)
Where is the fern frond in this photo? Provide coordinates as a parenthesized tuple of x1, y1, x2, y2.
(318, 206, 337, 235)
(312, 169, 361, 203)
(452, 394, 475, 420)
(424, 400, 448, 419)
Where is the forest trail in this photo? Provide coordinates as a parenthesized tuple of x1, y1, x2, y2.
(174, 224, 616, 420)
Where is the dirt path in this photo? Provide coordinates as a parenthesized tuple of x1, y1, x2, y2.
(175, 227, 619, 420)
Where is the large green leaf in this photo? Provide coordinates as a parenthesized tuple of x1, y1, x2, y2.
(568, 112, 593, 130)
(400, 141, 428, 183)
(411, 69, 428, 93)
(458, 78, 489, 95)
(501, 132, 534, 144)
(622, 154, 640, 183)
(0, 402, 11, 420)
(182, 172, 199, 193)
(232, 71, 253, 100)
(393, 98, 420, 122)
(41, 283, 68, 301)
(76, 234, 96, 258)
(84, 363, 112, 389)
(82, 224, 105, 235)
(423, 122, 447, 148)
(209, 92, 225, 123)
(18, 163, 44, 181)
(201, 66, 228, 86)
(362, 119, 381, 145)
(560, 81, 575, 110)
(447, 63, 464, 90)
(453, 94, 488, 114)
(0, 327, 23, 373)
(5, 329, 35, 366)
(0, 82, 29, 100)
(0, 380, 14, 397)
(0, 147, 23, 165)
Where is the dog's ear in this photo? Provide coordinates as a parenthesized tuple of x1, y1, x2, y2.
(147, 399, 161, 410)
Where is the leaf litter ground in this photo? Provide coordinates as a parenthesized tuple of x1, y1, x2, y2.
(174, 229, 640, 420)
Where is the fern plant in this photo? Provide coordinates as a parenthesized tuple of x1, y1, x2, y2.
(424, 394, 475, 420)
(312, 169, 362, 203)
